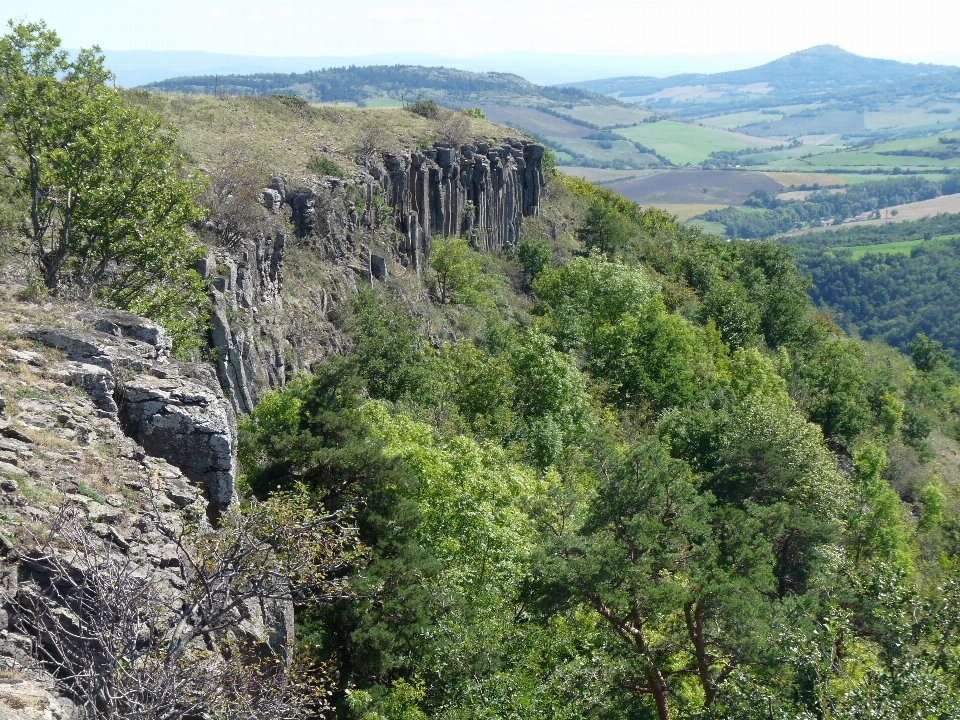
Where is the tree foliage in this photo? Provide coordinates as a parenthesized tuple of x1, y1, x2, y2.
(0, 20, 206, 345)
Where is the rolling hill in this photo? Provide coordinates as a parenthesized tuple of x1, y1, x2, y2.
(141, 64, 608, 107)
(567, 45, 956, 99)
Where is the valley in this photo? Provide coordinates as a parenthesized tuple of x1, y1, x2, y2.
(5, 18, 960, 720)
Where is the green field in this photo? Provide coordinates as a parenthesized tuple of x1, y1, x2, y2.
(615, 121, 776, 165)
(700, 111, 784, 129)
(360, 97, 404, 108)
(552, 104, 653, 128)
(836, 172, 953, 185)
(843, 233, 960, 259)
(740, 145, 838, 165)
(686, 219, 727, 235)
(844, 239, 924, 258)
(549, 137, 660, 167)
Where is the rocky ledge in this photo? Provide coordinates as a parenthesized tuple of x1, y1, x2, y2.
(0, 307, 274, 719)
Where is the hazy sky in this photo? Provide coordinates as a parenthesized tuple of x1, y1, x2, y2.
(7, 0, 960, 66)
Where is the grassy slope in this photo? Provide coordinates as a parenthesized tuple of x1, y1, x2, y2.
(124, 91, 515, 179)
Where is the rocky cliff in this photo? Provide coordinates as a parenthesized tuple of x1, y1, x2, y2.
(206, 139, 545, 414)
(0, 305, 293, 718)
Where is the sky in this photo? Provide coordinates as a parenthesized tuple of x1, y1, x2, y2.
(6, 0, 960, 83)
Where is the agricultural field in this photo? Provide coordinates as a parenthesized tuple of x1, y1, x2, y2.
(685, 218, 728, 235)
(552, 137, 661, 167)
(837, 173, 952, 185)
(864, 103, 960, 131)
(779, 194, 960, 237)
(609, 169, 783, 206)
(614, 121, 779, 165)
(556, 167, 657, 183)
(700, 110, 784, 129)
(786, 149, 960, 171)
(551, 104, 653, 127)
(831, 235, 960, 259)
(844, 239, 926, 259)
(738, 110, 866, 137)
(778, 187, 847, 201)
(762, 171, 849, 187)
(653, 204, 729, 221)
(479, 105, 593, 138)
(737, 144, 839, 165)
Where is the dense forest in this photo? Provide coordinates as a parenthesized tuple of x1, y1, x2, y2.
(5, 21, 960, 719)
(235, 174, 960, 719)
(698, 175, 960, 238)
(785, 216, 960, 362)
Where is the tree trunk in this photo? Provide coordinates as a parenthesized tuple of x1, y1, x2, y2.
(647, 668, 672, 720)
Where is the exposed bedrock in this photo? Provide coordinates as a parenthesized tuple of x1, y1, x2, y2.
(19, 310, 238, 517)
(204, 139, 545, 414)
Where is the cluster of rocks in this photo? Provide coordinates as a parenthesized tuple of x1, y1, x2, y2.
(16, 309, 236, 517)
(0, 308, 289, 719)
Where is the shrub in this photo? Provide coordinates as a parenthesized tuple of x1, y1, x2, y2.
(407, 96, 440, 119)
(307, 154, 345, 178)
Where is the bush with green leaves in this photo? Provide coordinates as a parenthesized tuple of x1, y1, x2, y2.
(307, 154, 345, 178)
(428, 236, 493, 305)
(406, 96, 440, 119)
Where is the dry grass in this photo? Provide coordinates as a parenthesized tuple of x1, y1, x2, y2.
(123, 91, 525, 183)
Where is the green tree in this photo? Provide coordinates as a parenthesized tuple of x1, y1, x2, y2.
(238, 364, 437, 700)
(428, 236, 491, 305)
(0, 21, 206, 327)
(577, 201, 630, 257)
(541, 437, 776, 720)
(515, 236, 552, 287)
(846, 441, 911, 568)
(348, 288, 427, 403)
(908, 332, 953, 372)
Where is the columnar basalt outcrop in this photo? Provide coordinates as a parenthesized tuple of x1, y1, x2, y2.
(204, 139, 546, 413)
(282, 138, 545, 267)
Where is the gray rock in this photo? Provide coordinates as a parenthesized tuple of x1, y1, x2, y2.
(49, 362, 117, 414)
(18, 326, 113, 369)
(260, 187, 283, 211)
(119, 375, 235, 514)
(74, 308, 172, 360)
(0, 464, 26, 480)
(370, 253, 387, 281)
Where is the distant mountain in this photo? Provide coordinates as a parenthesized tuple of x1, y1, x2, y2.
(88, 49, 780, 89)
(140, 65, 609, 107)
(567, 46, 957, 98)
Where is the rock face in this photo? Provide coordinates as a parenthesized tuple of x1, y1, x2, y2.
(203, 230, 289, 415)
(205, 139, 545, 413)
(118, 376, 235, 512)
(18, 310, 237, 518)
(0, 311, 288, 718)
(286, 139, 544, 269)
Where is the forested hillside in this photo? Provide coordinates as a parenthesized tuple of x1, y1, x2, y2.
(786, 215, 960, 361)
(3, 20, 960, 720)
(234, 174, 960, 719)
(142, 64, 602, 106)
